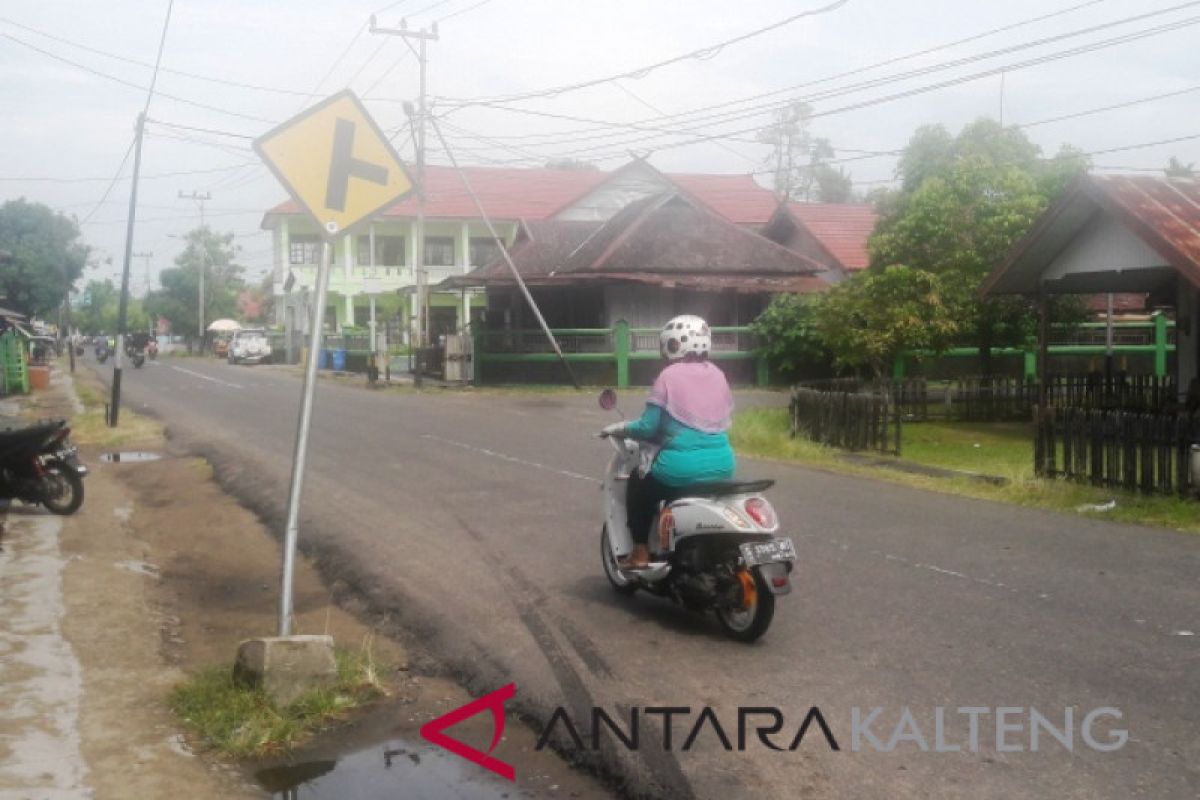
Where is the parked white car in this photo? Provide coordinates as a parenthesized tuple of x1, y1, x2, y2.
(227, 328, 272, 365)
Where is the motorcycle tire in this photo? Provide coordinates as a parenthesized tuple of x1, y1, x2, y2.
(41, 460, 84, 515)
(132, 354, 145, 368)
(601, 525, 638, 595)
(715, 568, 775, 643)
(97, 354, 108, 364)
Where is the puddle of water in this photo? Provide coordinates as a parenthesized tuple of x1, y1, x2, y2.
(100, 451, 162, 464)
(256, 736, 530, 799)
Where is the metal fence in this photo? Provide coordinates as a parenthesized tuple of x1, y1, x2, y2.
(790, 386, 900, 455)
(1035, 407, 1200, 496)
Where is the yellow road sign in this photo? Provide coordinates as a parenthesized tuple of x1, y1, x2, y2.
(254, 90, 413, 239)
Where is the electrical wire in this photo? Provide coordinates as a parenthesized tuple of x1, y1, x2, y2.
(78, 138, 136, 224)
(436, 0, 494, 23)
(440, 0, 853, 106)
(0, 15, 314, 97)
(440, 4, 1200, 155)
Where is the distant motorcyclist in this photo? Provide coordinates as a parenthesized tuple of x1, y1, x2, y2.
(601, 315, 735, 569)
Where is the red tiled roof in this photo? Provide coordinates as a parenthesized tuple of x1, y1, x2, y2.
(669, 173, 779, 226)
(264, 165, 609, 222)
(784, 202, 878, 270)
(262, 163, 779, 227)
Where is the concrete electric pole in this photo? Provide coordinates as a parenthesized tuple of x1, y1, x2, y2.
(369, 15, 437, 385)
(133, 250, 153, 298)
(178, 190, 211, 345)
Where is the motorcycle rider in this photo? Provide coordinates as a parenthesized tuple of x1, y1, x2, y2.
(601, 315, 735, 569)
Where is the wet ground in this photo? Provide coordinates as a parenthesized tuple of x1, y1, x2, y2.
(251, 681, 611, 800)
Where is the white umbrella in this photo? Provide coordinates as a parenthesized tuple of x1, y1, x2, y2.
(207, 319, 241, 333)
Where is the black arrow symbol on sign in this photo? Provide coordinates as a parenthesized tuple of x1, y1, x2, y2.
(325, 117, 388, 212)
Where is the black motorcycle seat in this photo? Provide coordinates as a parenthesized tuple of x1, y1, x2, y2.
(0, 419, 65, 444)
(673, 479, 775, 498)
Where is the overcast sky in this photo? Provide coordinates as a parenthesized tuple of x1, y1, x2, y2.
(2, 0, 1197, 290)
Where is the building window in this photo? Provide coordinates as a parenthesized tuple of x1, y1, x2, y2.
(289, 235, 319, 265)
(289, 234, 335, 265)
(469, 237, 501, 267)
(425, 236, 455, 267)
(357, 235, 406, 267)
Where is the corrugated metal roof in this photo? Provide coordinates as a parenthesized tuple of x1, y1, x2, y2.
(783, 202, 878, 270)
(984, 174, 1200, 295)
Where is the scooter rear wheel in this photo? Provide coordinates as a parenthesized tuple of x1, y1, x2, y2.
(601, 525, 637, 595)
(715, 568, 774, 642)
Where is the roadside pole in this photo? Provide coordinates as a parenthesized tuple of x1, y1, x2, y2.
(370, 16, 436, 387)
(179, 191, 211, 351)
(278, 242, 331, 635)
(109, 112, 148, 428)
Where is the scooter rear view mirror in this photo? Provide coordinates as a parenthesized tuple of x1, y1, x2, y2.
(598, 388, 617, 411)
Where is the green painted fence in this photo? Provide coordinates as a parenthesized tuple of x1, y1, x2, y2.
(893, 314, 1175, 380)
(473, 321, 767, 388)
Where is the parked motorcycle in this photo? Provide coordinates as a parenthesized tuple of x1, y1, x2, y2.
(95, 341, 110, 364)
(597, 389, 795, 642)
(0, 419, 87, 515)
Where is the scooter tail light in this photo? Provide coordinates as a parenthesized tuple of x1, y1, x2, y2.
(658, 509, 674, 552)
(743, 497, 777, 529)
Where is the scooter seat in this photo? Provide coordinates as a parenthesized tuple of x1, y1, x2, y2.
(675, 479, 774, 498)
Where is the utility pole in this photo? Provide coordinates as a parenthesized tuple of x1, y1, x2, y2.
(369, 15, 437, 386)
(109, 112, 148, 428)
(179, 190, 211, 346)
(133, 250, 153, 298)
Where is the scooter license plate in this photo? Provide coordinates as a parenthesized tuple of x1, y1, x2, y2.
(739, 537, 796, 567)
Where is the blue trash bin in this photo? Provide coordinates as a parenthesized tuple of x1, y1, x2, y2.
(320, 349, 332, 369)
(332, 348, 347, 371)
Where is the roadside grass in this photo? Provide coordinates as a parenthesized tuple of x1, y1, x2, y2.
(169, 646, 387, 758)
(731, 408, 1200, 534)
(70, 381, 163, 448)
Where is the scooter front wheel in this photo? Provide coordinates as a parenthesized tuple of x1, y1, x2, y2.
(601, 525, 637, 595)
(715, 568, 775, 642)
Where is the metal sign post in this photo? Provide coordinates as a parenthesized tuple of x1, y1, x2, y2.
(278, 242, 330, 635)
(254, 90, 413, 636)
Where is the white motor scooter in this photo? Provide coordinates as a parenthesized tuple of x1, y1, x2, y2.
(597, 389, 795, 642)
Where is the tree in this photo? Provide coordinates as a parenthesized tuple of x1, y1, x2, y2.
(75, 278, 150, 334)
(809, 138, 855, 203)
(750, 295, 830, 381)
(758, 101, 813, 200)
(869, 118, 1090, 373)
(0, 199, 88, 316)
(145, 227, 245, 338)
(1165, 156, 1195, 178)
(812, 267, 958, 379)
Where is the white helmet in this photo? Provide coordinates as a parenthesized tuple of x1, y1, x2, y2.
(659, 315, 711, 361)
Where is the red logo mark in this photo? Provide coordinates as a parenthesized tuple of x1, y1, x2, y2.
(419, 683, 516, 782)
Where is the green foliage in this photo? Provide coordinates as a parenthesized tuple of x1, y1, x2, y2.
(750, 295, 829, 381)
(169, 647, 386, 758)
(145, 226, 245, 338)
(0, 199, 88, 316)
(74, 279, 150, 335)
(869, 118, 1090, 369)
(812, 266, 958, 379)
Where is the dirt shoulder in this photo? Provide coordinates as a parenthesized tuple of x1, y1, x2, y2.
(41, 369, 408, 798)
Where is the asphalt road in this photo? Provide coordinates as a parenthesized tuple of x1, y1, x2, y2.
(88, 356, 1198, 799)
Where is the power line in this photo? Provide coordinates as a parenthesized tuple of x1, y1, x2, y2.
(436, 0, 495, 23)
(485, 14, 1200, 164)
(441, 3, 1200, 156)
(78, 137, 136, 224)
(0, 15, 314, 97)
(1, 160, 260, 183)
(442, 0, 853, 106)
(0, 31, 278, 123)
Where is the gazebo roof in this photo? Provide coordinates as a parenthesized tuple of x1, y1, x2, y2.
(984, 174, 1200, 296)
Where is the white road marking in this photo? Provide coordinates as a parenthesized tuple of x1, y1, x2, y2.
(169, 365, 244, 389)
(421, 433, 600, 484)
